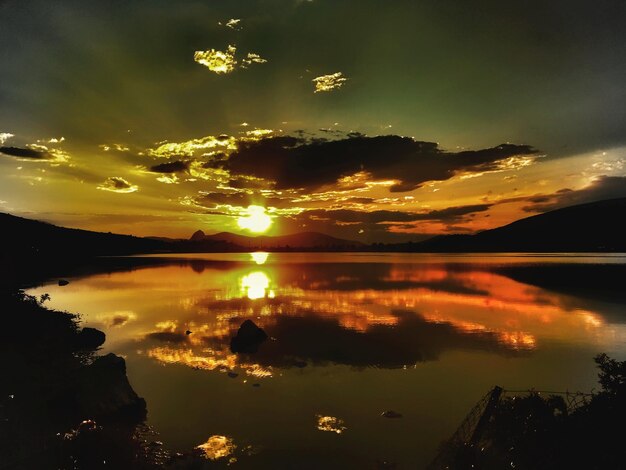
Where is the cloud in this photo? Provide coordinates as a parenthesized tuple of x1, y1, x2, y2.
(194, 45, 237, 74)
(226, 135, 539, 192)
(195, 191, 286, 208)
(148, 134, 236, 158)
(520, 176, 626, 213)
(194, 46, 267, 74)
(97, 177, 139, 193)
(99, 143, 130, 152)
(301, 204, 493, 224)
(0, 144, 70, 163)
(0, 146, 49, 159)
(0, 133, 14, 145)
(312, 72, 348, 93)
(150, 160, 190, 173)
(224, 18, 241, 30)
(241, 52, 267, 67)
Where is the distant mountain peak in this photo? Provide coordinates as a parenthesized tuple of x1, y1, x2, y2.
(190, 230, 206, 241)
(189, 230, 364, 248)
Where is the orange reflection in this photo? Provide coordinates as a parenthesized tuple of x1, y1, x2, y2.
(250, 252, 269, 265)
(28, 257, 626, 373)
(196, 435, 236, 460)
(241, 271, 272, 299)
(316, 415, 347, 434)
(146, 346, 273, 378)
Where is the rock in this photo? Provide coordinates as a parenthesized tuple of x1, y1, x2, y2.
(76, 327, 106, 349)
(381, 410, 403, 418)
(74, 354, 147, 420)
(58, 279, 70, 286)
(190, 230, 206, 241)
(230, 320, 268, 353)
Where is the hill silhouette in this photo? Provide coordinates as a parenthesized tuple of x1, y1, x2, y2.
(0, 212, 167, 257)
(191, 230, 365, 249)
(1, 197, 625, 274)
(388, 197, 626, 252)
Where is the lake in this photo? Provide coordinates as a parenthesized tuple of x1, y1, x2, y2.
(27, 253, 626, 468)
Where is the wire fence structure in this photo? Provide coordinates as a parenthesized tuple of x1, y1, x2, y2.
(426, 386, 595, 470)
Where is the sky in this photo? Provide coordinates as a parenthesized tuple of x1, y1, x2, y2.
(1, 0, 625, 242)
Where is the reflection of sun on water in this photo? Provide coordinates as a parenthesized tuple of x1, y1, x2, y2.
(250, 252, 269, 265)
(241, 271, 274, 300)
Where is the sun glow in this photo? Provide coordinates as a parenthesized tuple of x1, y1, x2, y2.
(241, 271, 271, 299)
(250, 252, 269, 264)
(237, 205, 272, 233)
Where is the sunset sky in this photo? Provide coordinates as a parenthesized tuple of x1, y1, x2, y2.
(1, 0, 625, 242)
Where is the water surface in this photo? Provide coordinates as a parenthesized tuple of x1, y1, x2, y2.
(29, 253, 626, 468)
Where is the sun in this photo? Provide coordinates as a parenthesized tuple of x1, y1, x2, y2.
(237, 205, 272, 233)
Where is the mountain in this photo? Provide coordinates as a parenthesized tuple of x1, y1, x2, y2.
(412, 197, 626, 252)
(190, 230, 365, 249)
(0, 212, 168, 257)
(190, 230, 206, 241)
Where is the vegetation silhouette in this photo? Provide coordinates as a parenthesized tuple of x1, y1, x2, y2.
(439, 355, 626, 469)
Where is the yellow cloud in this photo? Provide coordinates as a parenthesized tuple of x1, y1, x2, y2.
(225, 18, 241, 30)
(27, 143, 71, 163)
(148, 134, 237, 158)
(97, 176, 138, 193)
(156, 174, 179, 184)
(312, 72, 348, 93)
(241, 52, 267, 67)
(194, 46, 267, 73)
(194, 45, 237, 74)
(0, 132, 14, 144)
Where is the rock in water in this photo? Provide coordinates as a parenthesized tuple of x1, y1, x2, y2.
(75, 353, 147, 420)
(230, 319, 268, 353)
(76, 327, 106, 349)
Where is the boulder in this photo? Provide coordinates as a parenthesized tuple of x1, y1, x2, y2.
(76, 327, 106, 349)
(75, 353, 147, 421)
(230, 319, 268, 353)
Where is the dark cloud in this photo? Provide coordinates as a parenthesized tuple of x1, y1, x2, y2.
(150, 160, 190, 173)
(146, 331, 189, 343)
(196, 191, 287, 208)
(0, 146, 49, 159)
(520, 176, 626, 212)
(344, 197, 376, 204)
(109, 178, 132, 190)
(226, 136, 538, 192)
(301, 204, 493, 224)
(97, 176, 138, 193)
(193, 310, 523, 369)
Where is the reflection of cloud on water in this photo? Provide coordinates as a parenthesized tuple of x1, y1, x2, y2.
(129, 261, 621, 373)
(46, 257, 621, 376)
(93, 310, 137, 328)
(196, 435, 236, 461)
(140, 307, 531, 374)
(145, 346, 273, 378)
(316, 415, 347, 434)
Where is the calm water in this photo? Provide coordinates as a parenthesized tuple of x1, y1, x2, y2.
(29, 253, 626, 468)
